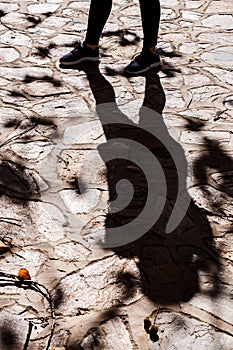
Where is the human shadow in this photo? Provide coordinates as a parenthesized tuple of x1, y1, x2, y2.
(59, 62, 221, 306)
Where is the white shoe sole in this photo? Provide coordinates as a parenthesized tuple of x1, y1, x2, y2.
(125, 61, 161, 74)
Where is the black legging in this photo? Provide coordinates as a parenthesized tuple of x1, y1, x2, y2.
(85, 0, 160, 49)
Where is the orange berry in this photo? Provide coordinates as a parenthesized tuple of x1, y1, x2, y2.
(18, 268, 31, 280)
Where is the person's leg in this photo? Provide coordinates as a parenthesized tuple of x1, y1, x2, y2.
(138, 0, 160, 50)
(60, 0, 112, 65)
(85, 0, 113, 46)
(124, 0, 161, 74)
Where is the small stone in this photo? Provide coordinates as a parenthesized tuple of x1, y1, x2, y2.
(120, 16, 142, 27)
(52, 34, 79, 46)
(56, 255, 141, 314)
(188, 85, 229, 103)
(0, 77, 9, 86)
(69, 23, 88, 31)
(206, 1, 233, 13)
(165, 90, 186, 109)
(0, 66, 53, 80)
(1, 12, 30, 29)
(104, 22, 119, 32)
(25, 290, 43, 303)
(202, 47, 233, 68)
(179, 42, 199, 54)
(198, 32, 233, 44)
(190, 293, 233, 325)
(68, 1, 90, 9)
(0, 107, 22, 123)
(63, 121, 105, 144)
(183, 73, 211, 85)
(0, 3, 18, 12)
(0, 31, 32, 48)
(54, 242, 90, 261)
(58, 149, 107, 186)
(204, 67, 233, 85)
(80, 317, 133, 350)
(163, 0, 179, 6)
(179, 109, 215, 121)
(59, 189, 100, 214)
(28, 201, 66, 241)
(161, 8, 177, 20)
(36, 265, 65, 286)
(202, 14, 233, 29)
(27, 3, 60, 14)
(183, 0, 203, 9)
(43, 16, 71, 27)
(28, 26, 56, 37)
(32, 97, 90, 118)
(21, 81, 70, 97)
(11, 141, 54, 162)
(181, 10, 202, 20)
(0, 47, 20, 63)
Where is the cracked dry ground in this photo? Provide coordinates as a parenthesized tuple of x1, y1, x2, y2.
(0, 0, 233, 349)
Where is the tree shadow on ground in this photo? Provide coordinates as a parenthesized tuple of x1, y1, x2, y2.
(102, 29, 140, 47)
(185, 118, 233, 260)
(23, 74, 62, 87)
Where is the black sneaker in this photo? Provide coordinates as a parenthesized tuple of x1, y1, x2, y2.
(124, 49, 161, 74)
(59, 41, 100, 66)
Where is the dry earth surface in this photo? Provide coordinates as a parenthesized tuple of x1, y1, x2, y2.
(0, 0, 233, 349)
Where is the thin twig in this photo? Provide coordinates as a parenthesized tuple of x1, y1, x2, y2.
(0, 272, 55, 350)
(23, 321, 33, 350)
(0, 123, 38, 149)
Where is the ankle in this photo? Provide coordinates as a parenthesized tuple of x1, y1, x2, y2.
(86, 43, 99, 50)
(149, 47, 158, 54)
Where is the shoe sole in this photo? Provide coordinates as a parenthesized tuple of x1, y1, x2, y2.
(124, 61, 161, 74)
(59, 56, 100, 66)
